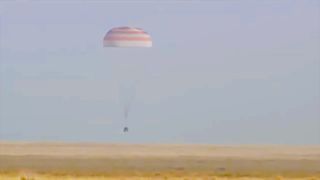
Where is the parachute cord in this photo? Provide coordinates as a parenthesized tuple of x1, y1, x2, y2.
(119, 79, 138, 126)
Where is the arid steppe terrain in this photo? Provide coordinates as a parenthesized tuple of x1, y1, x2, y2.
(0, 142, 319, 179)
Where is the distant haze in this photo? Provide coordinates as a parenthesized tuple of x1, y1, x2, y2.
(0, 1, 319, 144)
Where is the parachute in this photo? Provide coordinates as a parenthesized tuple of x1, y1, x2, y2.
(103, 27, 152, 48)
(103, 26, 152, 132)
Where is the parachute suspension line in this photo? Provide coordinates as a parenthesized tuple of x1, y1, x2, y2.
(118, 79, 138, 123)
(123, 85, 135, 120)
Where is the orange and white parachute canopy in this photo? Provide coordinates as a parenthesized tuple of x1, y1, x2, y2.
(103, 27, 152, 48)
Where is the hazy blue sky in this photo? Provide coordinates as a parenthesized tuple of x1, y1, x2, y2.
(0, 0, 319, 144)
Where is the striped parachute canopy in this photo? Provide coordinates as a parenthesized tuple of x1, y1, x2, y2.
(103, 26, 152, 48)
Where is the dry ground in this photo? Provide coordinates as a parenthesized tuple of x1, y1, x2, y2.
(0, 142, 319, 179)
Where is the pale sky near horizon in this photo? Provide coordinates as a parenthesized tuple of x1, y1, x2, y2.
(0, 0, 319, 144)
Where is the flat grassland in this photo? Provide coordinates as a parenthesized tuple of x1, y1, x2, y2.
(0, 142, 319, 179)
